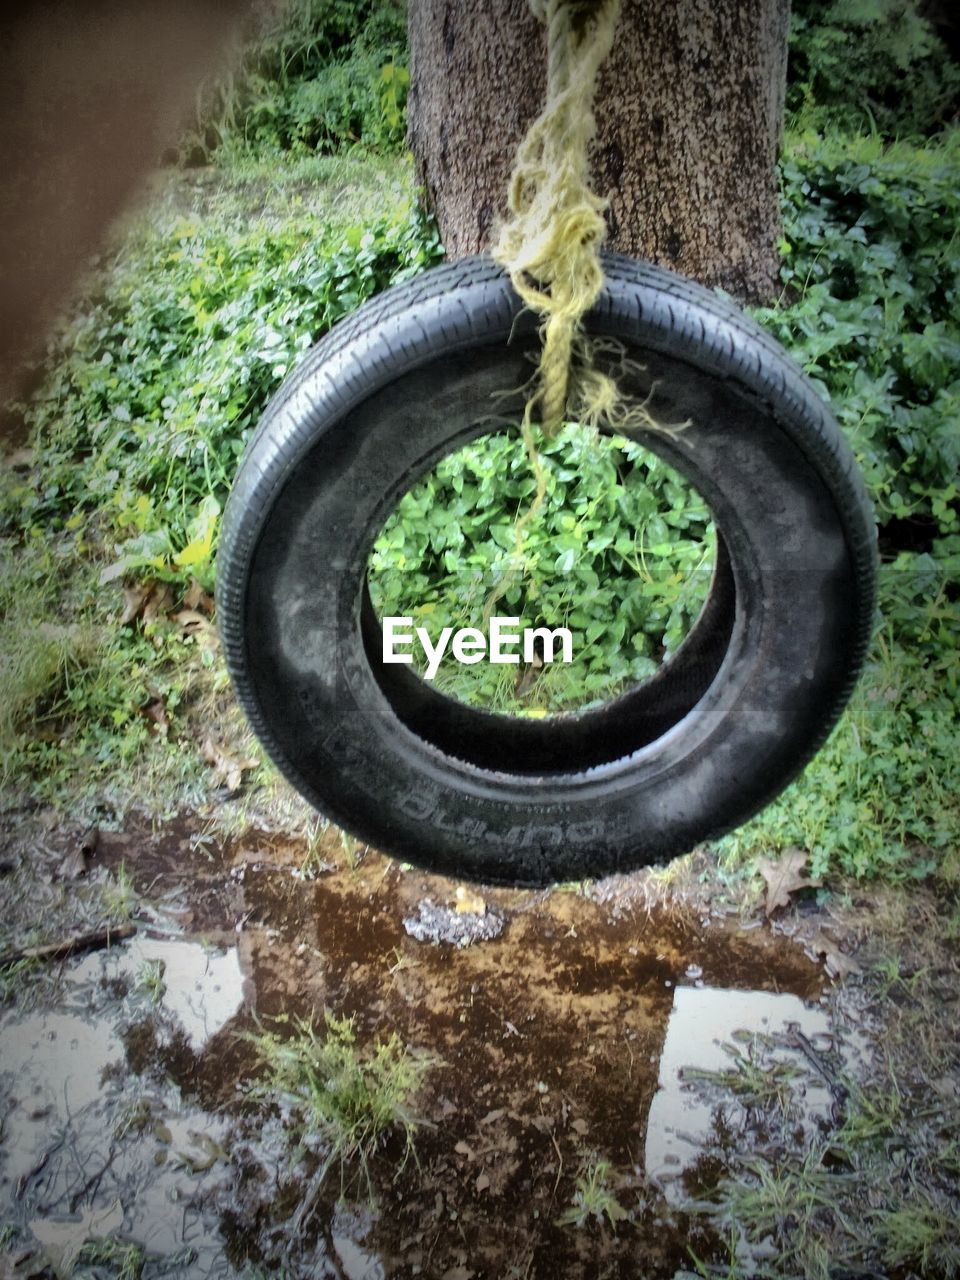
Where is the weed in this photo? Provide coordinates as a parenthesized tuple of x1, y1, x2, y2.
(0, 956, 54, 1008)
(683, 1038, 804, 1118)
(252, 1011, 435, 1197)
(297, 816, 332, 879)
(77, 1235, 145, 1279)
(99, 864, 139, 923)
(875, 1195, 960, 1279)
(683, 1226, 745, 1280)
(136, 958, 166, 1004)
(338, 829, 363, 872)
(557, 1158, 629, 1230)
(682, 1009, 960, 1280)
(3, 203, 440, 575)
(719, 615, 960, 882)
(368, 424, 715, 713)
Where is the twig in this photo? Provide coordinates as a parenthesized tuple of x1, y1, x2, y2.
(0, 923, 135, 968)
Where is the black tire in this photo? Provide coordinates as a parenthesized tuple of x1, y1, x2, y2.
(216, 253, 877, 886)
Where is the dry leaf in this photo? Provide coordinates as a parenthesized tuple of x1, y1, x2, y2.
(172, 608, 210, 636)
(119, 582, 152, 626)
(479, 1108, 504, 1125)
(118, 581, 174, 627)
(141, 583, 174, 625)
(183, 578, 214, 614)
(58, 826, 97, 880)
(475, 1171, 490, 1193)
(142, 696, 169, 738)
(807, 931, 861, 980)
(453, 1140, 474, 1159)
(755, 847, 822, 915)
(571, 1118, 589, 1135)
(440, 1269, 474, 1280)
(201, 737, 259, 793)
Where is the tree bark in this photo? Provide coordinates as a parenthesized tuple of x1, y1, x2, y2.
(408, 0, 790, 304)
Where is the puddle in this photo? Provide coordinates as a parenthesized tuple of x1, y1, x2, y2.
(72, 933, 246, 1049)
(0, 812, 864, 1278)
(645, 985, 847, 1201)
(0, 935, 242, 1276)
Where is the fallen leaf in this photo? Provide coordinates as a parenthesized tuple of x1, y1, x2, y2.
(201, 737, 259, 793)
(119, 583, 152, 625)
(571, 1118, 589, 1136)
(141, 696, 169, 738)
(31, 1200, 123, 1278)
(172, 608, 211, 636)
(58, 826, 96, 880)
(755, 847, 822, 915)
(479, 1108, 505, 1125)
(118, 580, 174, 627)
(440, 1269, 474, 1280)
(453, 1140, 474, 1159)
(183, 578, 215, 614)
(141, 583, 174, 625)
(475, 1171, 490, 1193)
(807, 931, 861, 980)
(57, 844, 87, 885)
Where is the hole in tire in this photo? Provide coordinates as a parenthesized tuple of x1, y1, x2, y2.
(366, 425, 716, 713)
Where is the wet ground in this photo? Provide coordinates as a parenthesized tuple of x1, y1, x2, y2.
(0, 809, 879, 1278)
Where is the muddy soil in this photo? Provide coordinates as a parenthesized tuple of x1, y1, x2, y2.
(0, 809, 874, 1278)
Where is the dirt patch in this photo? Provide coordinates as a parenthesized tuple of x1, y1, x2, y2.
(0, 809, 908, 1279)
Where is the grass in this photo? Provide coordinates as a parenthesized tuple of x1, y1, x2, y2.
(0, 956, 55, 1008)
(875, 1195, 960, 1279)
(337, 829, 364, 871)
(682, 1037, 805, 1117)
(296, 815, 332, 879)
(557, 1158, 629, 1230)
(136, 958, 166, 1004)
(0, 537, 227, 815)
(718, 602, 960, 886)
(76, 1237, 146, 1280)
(150, 146, 416, 231)
(679, 924, 960, 1280)
(251, 1010, 435, 1198)
(99, 863, 140, 923)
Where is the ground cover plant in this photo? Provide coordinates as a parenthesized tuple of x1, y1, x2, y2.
(0, 0, 956, 876)
(252, 1010, 434, 1200)
(368, 426, 716, 713)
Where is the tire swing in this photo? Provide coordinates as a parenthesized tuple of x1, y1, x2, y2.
(216, 0, 877, 887)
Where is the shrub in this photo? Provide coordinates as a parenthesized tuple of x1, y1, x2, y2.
(185, 0, 409, 160)
(788, 0, 960, 138)
(757, 128, 960, 542)
(2, 206, 442, 584)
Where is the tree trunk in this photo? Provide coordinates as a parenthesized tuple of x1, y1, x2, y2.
(407, 0, 790, 304)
